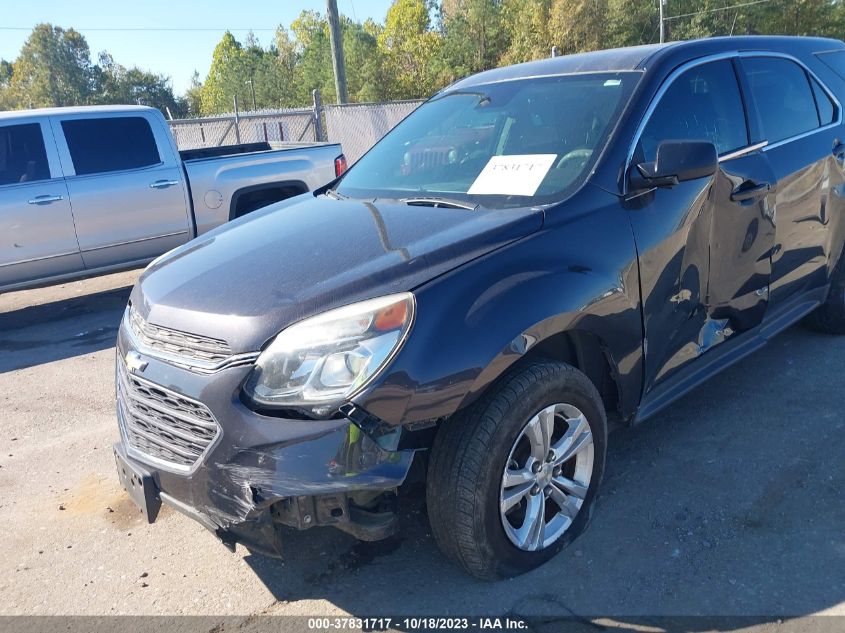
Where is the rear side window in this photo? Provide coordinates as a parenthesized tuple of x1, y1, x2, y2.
(638, 60, 748, 163)
(810, 76, 836, 125)
(62, 116, 161, 176)
(0, 123, 51, 186)
(742, 57, 820, 144)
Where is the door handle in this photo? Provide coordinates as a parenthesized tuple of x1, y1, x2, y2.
(27, 194, 64, 205)
(730, 181, 771, 202)
(149, 180, 179, 189)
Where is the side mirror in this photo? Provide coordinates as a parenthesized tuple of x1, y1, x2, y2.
(630, 140, 718, 190)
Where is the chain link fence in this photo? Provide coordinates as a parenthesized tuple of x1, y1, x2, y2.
(167, 93, 424, 162)
(168, 109, 318, 150)
(324, 99, 423, 164)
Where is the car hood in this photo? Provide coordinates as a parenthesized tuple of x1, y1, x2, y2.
(131, 194, 543, 353)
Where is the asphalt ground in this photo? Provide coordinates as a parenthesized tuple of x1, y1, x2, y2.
(0, 270, 843, 631)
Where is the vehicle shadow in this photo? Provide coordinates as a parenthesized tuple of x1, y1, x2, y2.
(240, 326, 845, 627)
(0, 283, 132, 373)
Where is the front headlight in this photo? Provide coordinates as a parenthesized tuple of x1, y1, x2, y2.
(243, 293, 415, 418)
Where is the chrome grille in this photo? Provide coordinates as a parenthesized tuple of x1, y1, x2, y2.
(408, 147, 450, 172)
(117, 357, 220, 470)
(127, 306, 232, 366)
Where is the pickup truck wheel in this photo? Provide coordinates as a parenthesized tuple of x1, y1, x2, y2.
(426, 361, 607, 579)
(804, 249, 845, 334)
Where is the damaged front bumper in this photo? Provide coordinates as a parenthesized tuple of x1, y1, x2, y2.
(114, 327, 415, 557)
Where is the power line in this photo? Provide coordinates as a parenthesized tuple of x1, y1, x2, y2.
(663, 0, 773, 23)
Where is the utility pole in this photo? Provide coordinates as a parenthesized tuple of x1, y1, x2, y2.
(233, 95, 241, 144)
(659, 0, 666, 44)
(326, 0, 349, 104)
(245, 79, 257, 111)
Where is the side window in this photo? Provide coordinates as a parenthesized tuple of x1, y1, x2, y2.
(743, 57, 820, 144)
(61, 116, 161, 176)
(639, 60, 748, 163)
(0, 123, 51, 186)
(810, 76, 836, 125)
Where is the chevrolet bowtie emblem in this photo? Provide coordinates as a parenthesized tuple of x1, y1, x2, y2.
(125, 350, 148, 373)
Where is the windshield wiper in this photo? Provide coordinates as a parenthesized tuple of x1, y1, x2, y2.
(400, 196, 479, 211)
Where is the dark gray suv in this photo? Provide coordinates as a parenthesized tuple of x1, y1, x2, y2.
(115, 36, 845, 578)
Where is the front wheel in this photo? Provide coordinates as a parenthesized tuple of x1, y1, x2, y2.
(426, 361, 607, 579)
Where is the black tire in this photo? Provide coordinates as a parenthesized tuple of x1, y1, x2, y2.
(804, 248, 845, 334)
(426, 360, 607, 579)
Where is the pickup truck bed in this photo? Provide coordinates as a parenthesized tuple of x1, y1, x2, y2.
(179, 141, 274, 161)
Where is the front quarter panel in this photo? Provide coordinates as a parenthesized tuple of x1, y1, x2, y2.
(354, 186, 643, 426)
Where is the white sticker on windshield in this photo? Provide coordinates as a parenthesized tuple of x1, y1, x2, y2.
(467, 154, 557, 196)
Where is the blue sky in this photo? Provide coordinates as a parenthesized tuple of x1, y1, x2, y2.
(0, 0, 397, 95)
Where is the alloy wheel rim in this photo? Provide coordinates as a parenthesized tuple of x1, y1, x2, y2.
(499, 403, 594, 551)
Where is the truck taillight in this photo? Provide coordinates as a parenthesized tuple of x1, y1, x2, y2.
(334, 154, 348, 178)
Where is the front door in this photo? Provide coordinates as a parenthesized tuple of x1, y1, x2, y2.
(0, 119, 83, 289)
(51, 112, 191, 269)
(627, 58, 775, 392)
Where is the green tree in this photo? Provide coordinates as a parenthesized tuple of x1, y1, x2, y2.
(291, 11, 336, 103)
(744, 0, 842, 37)
(290, 11, 390, 104)
(548, 0, 609, 55)
(379, 0, 443, 99)
(9, 23, 94, 108)
(662, 0, 844, 41)
(0, 24, 180, 114)
(258, 27, 300, 108)
(200, 32, 246, 114)
(437, 0, 508, 82)
(0, 60, 12, 110)
(239, 31, 269, 110)
(199, 30, 280, 114)
(500, 0, 553, 64)
(183, 71, 204, 116)
(606, 0, 656, 48)
(0, 60, 11, 87)
(343, 18, 388, 102)
(93, 52, 182, 115)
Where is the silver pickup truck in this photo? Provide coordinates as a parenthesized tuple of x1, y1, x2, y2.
(0, 105, 343, 291)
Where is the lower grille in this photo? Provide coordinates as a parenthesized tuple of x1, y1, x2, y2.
(117, 356, 220, 470)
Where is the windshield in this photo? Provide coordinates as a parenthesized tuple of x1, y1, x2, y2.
(336, 72, 640, 209)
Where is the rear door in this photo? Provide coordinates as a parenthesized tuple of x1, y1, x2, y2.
(50, 111, 191, 269)
(737, 55, 843, 308)
(0, 117, 82, 288)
